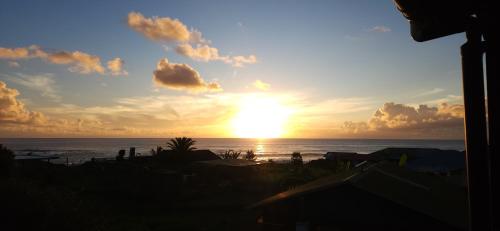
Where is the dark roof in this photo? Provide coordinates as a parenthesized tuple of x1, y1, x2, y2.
(369, 148, 465, 172)
(190, 150, 221, 161)
(324, 152, 370, 161)
(156, 149, 220, 162)
(195, 159, 264, 167)
(249, 162, 467, 229)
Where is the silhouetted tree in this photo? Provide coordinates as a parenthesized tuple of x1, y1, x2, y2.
(220, 150, 241, 159)
(167, 137, 197, 154)
(0, 144, 14, 177)
(116, 149, 125, 161)
(291, 152, 303, 166)
(244, 149, 256, 161)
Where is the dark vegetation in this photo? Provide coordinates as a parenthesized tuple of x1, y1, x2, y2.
(167, 137, 197, 153)
(0, 140, 341, 231)
(219, 149, 241, 159)
(244, 149, 257, 160)
(0, 144, 14, 177)
(291, 151, 303, 166)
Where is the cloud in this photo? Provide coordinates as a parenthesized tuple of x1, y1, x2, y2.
(153, 58, 222, 92)
(175, 44, 220, 62)
(107, 58, 128, 76)
(369, 25, 391, 33)
(1, 82, 247, 137)
(0, 45, 47, 59)
(8, 61, 20, 68)
(222, 55, 257, 67)
(253, 80, 270, 90)
(47, 51, 106, 74)
(0, 81, 177, 137)
(188, 29, 210, 45)
(0, 81, 47, 125)
(127, 11, 257, 67)
(342, 102, 464, 139)
(0, 47, 31, 59)
(175, 43, 257, 67)
(422, 94, 463, 106)
(11, 93, 243, 138)
(127, 11, 192, 42)
(127, 12, 210, 44)
(0, 45, 126, 75)
(341, 121, 369, 134)
(5, 73, 61, 101)
(0, 82, 88, 137)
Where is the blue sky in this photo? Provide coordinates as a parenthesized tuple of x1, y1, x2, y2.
(0, 0, 466, 138)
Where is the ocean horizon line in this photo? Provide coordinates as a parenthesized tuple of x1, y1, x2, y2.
(0, 137, 465, 141)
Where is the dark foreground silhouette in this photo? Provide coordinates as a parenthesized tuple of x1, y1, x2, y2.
(1, 143, 467, 231)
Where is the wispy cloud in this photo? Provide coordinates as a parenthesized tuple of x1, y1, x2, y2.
(421, 94, 463, 106)
(253, 80, 271, 90)
(4, 73, 61, 102)
(300, 97, 376, 117)
(0, 45, 127, 75)
(0, 82, 467, 139)
(414, 88, 445, 97)
(369, 25, 391, 33)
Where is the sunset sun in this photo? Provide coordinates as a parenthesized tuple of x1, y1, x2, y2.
(231, 95, 292, 138)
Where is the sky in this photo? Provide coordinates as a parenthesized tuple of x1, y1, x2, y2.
(0, 0, 466, 139)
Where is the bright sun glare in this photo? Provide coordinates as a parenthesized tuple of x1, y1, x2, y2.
(231, 95, 292, 138)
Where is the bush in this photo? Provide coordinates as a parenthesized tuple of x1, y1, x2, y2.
(244, 150, 256, 161)
(116, 149, 125, 161)
(0, 144, 14, 177)
(291, 152, 303, 166)
(220, 150, 241, 159)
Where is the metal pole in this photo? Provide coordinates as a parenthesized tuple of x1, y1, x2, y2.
(484, 15, 499, 231)
(461, 28, 491, 231)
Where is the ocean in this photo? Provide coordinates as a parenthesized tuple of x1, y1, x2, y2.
(0, 138, 465, 165)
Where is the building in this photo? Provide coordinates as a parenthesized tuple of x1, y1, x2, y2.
(248, 162, 467, 231)
(155, 149, 221, 162)
(324, 152, 369, 167)
(369, 148, 465, 174)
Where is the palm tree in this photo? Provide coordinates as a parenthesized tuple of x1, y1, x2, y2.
(166, 137, 197, 153)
